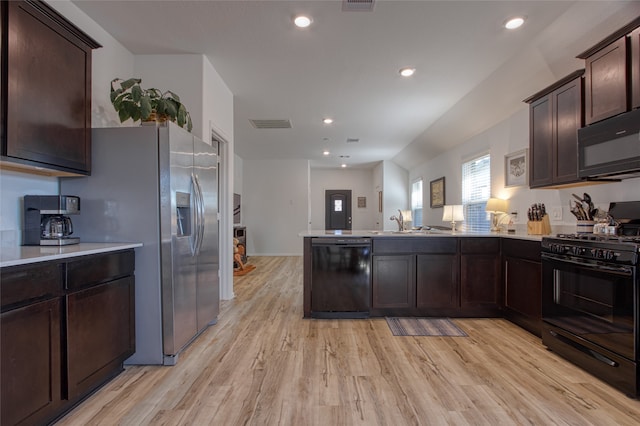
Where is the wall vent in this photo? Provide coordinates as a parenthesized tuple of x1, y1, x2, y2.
(342, 0, 375, 12)
(346, 138, 360, 143)
(249, 119, 292, 129)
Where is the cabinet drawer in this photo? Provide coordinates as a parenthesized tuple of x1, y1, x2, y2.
(1, 262, 63, 311)
(66, 250, 135, 291)
(373, 237, 457, 254)
(460, 238, 500, 253)
(501, 239, 541, 262)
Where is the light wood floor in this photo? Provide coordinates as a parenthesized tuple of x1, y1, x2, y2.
(57, 256, 640, 425)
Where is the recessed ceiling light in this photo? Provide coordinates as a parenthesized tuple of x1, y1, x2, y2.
(399, 67, 416, 77)
(323, 118, 333, 124)
(323, 150, 330, 156)
(505, 17, 524, 30)
(294, 15, 312, 28)
(341, 163, 347, 168)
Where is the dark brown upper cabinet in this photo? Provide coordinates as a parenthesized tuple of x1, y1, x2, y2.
(524, 70, 584, 188)
(1, 0, 101, 176)
(577, 17, 640, 125)
(631, 26, 640, 109)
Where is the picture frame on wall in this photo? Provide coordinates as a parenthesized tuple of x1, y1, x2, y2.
(505, 149, 528, 188)
(430, 177, 445, 208)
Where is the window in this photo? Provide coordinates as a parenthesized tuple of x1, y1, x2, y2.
(462, 154, 491, 232)
(411, 178, 423, 227)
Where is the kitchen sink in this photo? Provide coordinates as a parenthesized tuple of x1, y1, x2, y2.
(369, 229, 445, 235)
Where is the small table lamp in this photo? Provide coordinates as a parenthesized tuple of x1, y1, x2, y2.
(485, 198, 508, 232)
(442, 205, 464, 231)
(400, 209, 412, 230)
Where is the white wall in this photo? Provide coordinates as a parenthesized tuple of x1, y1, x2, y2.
(203, 56, 234, 144)
(201, 56, 235, 301)
(134, 55, 205, 140)
(234, 154, 244, 200)
(0, 171, 58, 246)
(382, 160, 409, 231)
(243, 159, 309, 255)
(372, 161, 384, 230)
(309, 168, 377, 230)
(409, 106, 640, 233)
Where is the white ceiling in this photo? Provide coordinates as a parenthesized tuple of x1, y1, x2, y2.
(71, 0, 640, 170)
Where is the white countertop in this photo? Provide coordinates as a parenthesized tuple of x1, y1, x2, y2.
(1, 242, 143, 268)
(298, 229, 543, 242)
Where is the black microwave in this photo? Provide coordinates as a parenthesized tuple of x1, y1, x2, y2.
(577, 108, 640, 180)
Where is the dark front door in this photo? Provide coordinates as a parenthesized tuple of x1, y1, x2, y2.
(325, 190, 352, 230)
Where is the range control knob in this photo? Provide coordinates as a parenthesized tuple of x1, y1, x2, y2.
(552, 244, 566, 254)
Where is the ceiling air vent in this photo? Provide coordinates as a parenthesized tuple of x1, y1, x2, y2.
(342, 0, 375, 12)
(346, 138, 360, 143)
(249, 119, 292, 129)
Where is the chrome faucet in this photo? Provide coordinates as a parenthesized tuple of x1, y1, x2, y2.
(390, 209, 404, 231)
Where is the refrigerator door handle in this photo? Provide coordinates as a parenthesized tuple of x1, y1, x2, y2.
(190, 173, 200, 256)
(194, 174, 206, 255)
(198, 176, 206, 253)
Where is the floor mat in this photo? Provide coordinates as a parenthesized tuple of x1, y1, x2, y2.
(385, 317, 467, 337)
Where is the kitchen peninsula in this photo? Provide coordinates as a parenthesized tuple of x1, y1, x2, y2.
(302, 230, 543, 336)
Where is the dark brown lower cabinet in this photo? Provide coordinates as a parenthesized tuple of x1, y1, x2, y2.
(502, 239, 542, 336)
(372, 255, 416, 310)
(416, 254, 458, 310)
(460, 238, 501, 315)
(371, 238, 464, 316)
(1, 298, 63, 426)
(67, 276, 135, 399)
(0, 249, 135, 425)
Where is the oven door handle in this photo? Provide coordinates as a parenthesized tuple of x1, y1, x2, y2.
(541, 253, 634, 276)
(548, 330, 618, 367)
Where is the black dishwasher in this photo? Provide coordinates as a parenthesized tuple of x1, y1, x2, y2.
(311, 237, 371, 318)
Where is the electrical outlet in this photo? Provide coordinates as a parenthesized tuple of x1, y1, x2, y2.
(551, 207, 562, 221)
(510, 211, 519, 223)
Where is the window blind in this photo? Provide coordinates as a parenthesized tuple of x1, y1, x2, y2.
(411, 179, 423, 226)
(462, 154, 491, 232)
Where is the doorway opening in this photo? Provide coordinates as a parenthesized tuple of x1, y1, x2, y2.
(325, 189, 352, 230)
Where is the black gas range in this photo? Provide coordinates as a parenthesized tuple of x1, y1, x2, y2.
(541, 201, 640, 398)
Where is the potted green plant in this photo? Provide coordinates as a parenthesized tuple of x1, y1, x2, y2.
(110, 78, 193, 132)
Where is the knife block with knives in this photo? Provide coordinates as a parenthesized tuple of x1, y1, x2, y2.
(527, 203, 551, 235)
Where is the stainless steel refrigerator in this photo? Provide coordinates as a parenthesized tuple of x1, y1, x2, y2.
(61, 123, 219, 365)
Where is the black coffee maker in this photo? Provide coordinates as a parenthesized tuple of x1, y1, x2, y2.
(23, 195, 80, 246)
